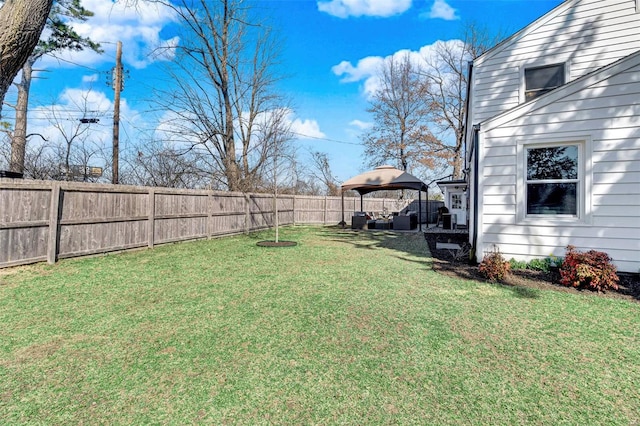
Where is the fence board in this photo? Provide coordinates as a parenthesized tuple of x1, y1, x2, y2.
(47, 184, 60, 264)
(0, 187, 50, 223)
(0, 227, 48, 265)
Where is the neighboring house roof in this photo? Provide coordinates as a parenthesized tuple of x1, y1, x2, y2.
(341, 165, 428, 195)
(473, 0, 578, 67)
(480, 49, 640, 132)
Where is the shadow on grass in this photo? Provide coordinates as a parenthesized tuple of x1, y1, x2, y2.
(508, 285, 542, 300)
(323, 227, 430, 260)
(320, 227, 433, 269)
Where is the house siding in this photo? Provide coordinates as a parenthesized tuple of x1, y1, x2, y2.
(476, 59, 640, 273)
(470, 0, 640, 125)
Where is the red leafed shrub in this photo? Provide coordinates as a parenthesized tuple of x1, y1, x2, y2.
(559, 245, 619, 292)
(479, 247, 511, 282)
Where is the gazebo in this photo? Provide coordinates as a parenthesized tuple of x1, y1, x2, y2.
(341, 165, 429, 230)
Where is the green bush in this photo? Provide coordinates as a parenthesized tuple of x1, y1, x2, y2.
(509, 258, 528, 270)
(559, 245, 619, 292)
(527, 258, 549, 271)
(509, 256, 562, 272)
(479, 247, 510, 282)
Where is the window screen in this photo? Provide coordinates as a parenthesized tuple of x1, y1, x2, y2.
(524, 64, 565, 101)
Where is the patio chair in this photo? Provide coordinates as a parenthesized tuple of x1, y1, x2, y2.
(436, 206, 449, 227)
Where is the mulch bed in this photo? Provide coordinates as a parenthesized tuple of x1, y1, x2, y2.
(256, 240, 298, 247)
(424, 232, 640, 302)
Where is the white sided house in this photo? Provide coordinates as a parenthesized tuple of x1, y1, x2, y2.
(465, 0, 640, 273)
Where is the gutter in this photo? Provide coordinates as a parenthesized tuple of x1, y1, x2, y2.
(463, 61, 473, 174)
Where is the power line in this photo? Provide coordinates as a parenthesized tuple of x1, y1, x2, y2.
(3, 116, 113, 122)
(292, 132, 362, 146)
(45, 53, 103, 73)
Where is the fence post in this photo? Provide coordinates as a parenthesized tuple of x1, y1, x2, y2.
(323, 196, 327, 225)
(47, 183, 61, 264)
(148, 188, 155, 248)
(207, 191, 213, 239)
(244, 193, 251, 234)
(292, 194, 296, 226)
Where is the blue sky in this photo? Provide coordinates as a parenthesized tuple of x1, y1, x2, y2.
(10, 0, 564, 183)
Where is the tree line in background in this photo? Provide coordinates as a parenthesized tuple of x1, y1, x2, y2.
(361, 23, 500, 181)
(0, 0, 500, 196)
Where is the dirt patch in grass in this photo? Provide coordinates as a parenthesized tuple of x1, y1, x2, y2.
(424, 232, 640, 302)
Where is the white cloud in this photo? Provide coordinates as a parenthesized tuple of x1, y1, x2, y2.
(349, 119, 372, 130)
(58, 88, 112, 111)
(317, 0, 412, 18)
(332, 56, 384, 83)
(82, 74, 99, 83)
(39, 0, 179, 70)
(424, 0, 459, 20)
(332, 48, 417, 97)
(332, 40, 465, 97)
(346, 119, 372, 138)
(291, 118, 326, 139)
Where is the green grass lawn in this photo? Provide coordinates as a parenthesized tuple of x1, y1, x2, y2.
(1, 226, 638, 424)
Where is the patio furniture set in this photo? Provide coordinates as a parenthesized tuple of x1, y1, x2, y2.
(351, 211, 418, 231)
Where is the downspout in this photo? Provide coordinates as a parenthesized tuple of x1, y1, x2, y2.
(471, 124, 480, 264)
(463, 61, 474, 176)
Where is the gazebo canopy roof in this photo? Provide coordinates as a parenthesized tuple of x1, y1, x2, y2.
(341, 165, 428, 195)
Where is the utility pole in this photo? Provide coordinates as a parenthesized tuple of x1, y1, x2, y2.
(112, 41, 123, 184)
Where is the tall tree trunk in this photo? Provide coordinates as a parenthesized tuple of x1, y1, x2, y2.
(0, 0, 53, 117)
(10, 57, 34, 173)
(220, 0, 241, 192)
(452, 130, 464, 179)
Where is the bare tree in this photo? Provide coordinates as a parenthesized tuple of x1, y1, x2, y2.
(0, 0, 53, 117)
(150, 0, 291, 192)
(122, 139, 215, 189)
(22, 141, 59, 179)
(7, 91, 110, 181)
(361, 53, 440, 175)
(8, 0, 101, 174)
(420, 22, 503, 178)
(308, 150, 340, 196)
(1, 132, 57, 179)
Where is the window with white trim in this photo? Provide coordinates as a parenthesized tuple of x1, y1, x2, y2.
(526, 144, 579, 216)
(524, 64, 565, 101)
(451, 193, 463, 209)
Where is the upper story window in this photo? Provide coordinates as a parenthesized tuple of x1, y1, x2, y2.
(526, 145, 578, 216)
(524, 64, 565, 101)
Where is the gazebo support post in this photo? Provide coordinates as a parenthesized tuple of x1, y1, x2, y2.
(426, 185, 429, 228)
(418, 190, 422, 232)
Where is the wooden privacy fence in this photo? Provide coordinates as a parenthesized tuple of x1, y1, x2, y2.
(0, 179, 402, 268)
